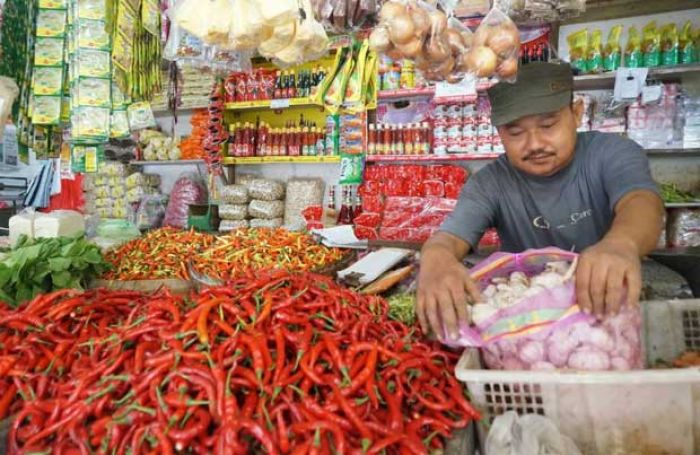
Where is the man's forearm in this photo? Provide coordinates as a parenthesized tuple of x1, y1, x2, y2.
(421, 232, 472, 263)
(605, 190, 665, 256)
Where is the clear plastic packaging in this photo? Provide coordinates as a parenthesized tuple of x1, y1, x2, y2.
(284, 179, 325, 227)
(219, 219, 249, 232)
(668, 209, 700, 248)
(163, 173, 209, 228)
(444, 248, 643, 372)
(250, 218, 284, 229)
(220, 184, 250, 204)
(172, 0, 233, 45)
(247, 179, 285, 201)
(135, 195, 168, 230)
(494, 0, 586, 24)
(464, 6, 520, 82)
(248, 200, 285, 219)
(219, 204, 248, 221)
(0, 77, 20, 140)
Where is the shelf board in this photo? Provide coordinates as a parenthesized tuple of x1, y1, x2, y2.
(377, 82, 494, 103)
(225, 98, 317, 111)
(130, 159, 205, 166)
(646, 148, 700, 157)
(665, 202, 700, 208)
(574, 63, 700, 91)
(223, 156, 341, 165)
(366, 153, 501, 162)
(152, 105, 208, 114)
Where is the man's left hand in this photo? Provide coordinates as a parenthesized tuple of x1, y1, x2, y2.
(576, 237, 642, 319)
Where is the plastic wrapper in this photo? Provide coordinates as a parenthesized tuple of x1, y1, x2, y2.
(443, 248, 643, 372)
(96, 220, 141, 243)
(127, 186, 158, 204)
(221, 184, 250, 204)
(172, 0, 232, 45)
(284, 179, 325, 227)
(463, 7, 520, 82)
(163, 173, 208, 228)
(0, 77, 20, 140)
(248, 200, 285, 220)
(486, 412, 582, 455)
(247, 179, 285, 201)
(494, 0, 586, 25)
(250, 218, 284, 229)
(135, 195, 168, 230)
(313, 0, 376, 33)
(668, 209, 700, 248)
(219, 219, 250, 232)
(219, 204, 249, 221)
(101, 162, 127, 177)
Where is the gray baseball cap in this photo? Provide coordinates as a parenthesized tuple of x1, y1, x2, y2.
(487, 62, 574, 127)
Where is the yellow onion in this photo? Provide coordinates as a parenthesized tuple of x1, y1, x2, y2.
(497, 57, 519, 79)
(380, 1, 407, 23)
(369, 26, 392, 52)
(388, 13, 416, 44)
(396, 37, 423, 57)
(488, 26, 520, 57)
(464, 46, 497, 77)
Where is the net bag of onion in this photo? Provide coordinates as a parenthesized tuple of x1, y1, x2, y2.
(441, 248, 643, 372)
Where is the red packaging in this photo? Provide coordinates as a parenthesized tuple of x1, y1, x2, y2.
(442, 166, 468, 184)
(379, 227, 410, 241)
(381, 210, 406, 228)
(302, 205, 323, 222)
(384, 179, 408, 197)
(235, 74, 248, 102)
(355, 226, 379, 240)
(478, 228, 501, 251)
(364, 166, 381, 180)
(425, 198, 457, 213)
(445, 182, 462, 199)
(362, 195, 385, 213)
(406, 212, 445, 228)
(354, 212, 382, 228)
(359, 180, 384, 196)
(421, 180, 445, 198)
(224, 75, 238, 103)
(306, 221, 324, 231)
(408, 228, 434, 243)
(426, 165, 445, 180)
(384, 197, 424, 213)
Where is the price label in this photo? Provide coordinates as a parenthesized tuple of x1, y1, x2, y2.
(641, 85, 662, 105)
(614, 68, 648, 101)
(434, 75, 476, 99)
(270, 99, 291, 109)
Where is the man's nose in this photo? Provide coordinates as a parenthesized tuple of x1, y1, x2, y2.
(524, 130, 546, 153)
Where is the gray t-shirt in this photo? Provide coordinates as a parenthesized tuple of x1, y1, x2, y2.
(440, 132, 659, 253)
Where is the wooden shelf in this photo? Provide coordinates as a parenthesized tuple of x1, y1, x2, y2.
(377, 82, 494, 103)
(574, 64, 700, 91)
(225, 98, 317, 111)
(366, 153, 501, 162)
(223, 156, 341, 165)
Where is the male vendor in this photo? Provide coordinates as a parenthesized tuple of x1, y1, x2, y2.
(417, 62, 664, 340)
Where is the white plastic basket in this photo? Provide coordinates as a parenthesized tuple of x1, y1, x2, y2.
(455, 299, 700, 455)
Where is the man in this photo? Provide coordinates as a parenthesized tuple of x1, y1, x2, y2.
(417, 62, 665, 341)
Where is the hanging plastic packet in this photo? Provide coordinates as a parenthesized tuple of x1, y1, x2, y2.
(78, 19, 111, 50)
(33, 67, 64, 96)
(127, 102, 157, 131)
(72, 107, 111, 140)
(227, 0, 270, 51)
(680, 21, 697, 64)
(75, 78, 111, 108)
(37, 9, 68, 38)
(172, 0, 232, 45)
(465, 6, 520, 82)
(339, 153, 365, 185)
(34, 37, 66, 67)
(77, 0, 107, 20)
(39, 0, 68, 8)
(110, 110, 131, 139)
(567, 29, 588, 73)
(344, 40, 369, 107)
(32, 96, 62, 125)
(661, 23, 680, 66)
(141, 0, 160, 36)
(625, 26, 642, 68)
(587, 29, 603, 74)
(324, 46, 355, 114)
(603, 25, 622, 72)
(75, 49, 111, 78)
(642, 21, 661, 68)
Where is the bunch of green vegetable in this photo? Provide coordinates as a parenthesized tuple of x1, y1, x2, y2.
(660, 183, 699, 203)
(0, 235, 110, 307)
(387, 293, 417, 325)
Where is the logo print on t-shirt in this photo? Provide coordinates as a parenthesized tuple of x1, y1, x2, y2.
(532, 209, 593, 231)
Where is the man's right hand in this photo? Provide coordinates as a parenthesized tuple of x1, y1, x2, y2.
(416, 234, 482, 341)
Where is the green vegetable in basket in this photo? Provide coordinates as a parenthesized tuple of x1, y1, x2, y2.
(0, 235, 110, 307)
(659, 183, 698, 203)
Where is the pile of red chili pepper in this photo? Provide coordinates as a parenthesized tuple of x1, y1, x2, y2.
(192, 228, 346, 281)
(0, 270, 479, 454)
(102, 227, 215, 281)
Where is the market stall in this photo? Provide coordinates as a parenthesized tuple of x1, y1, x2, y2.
(1, 0, 700, 453)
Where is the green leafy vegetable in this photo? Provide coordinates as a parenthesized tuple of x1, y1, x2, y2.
(659, 183, 699, 203)
(0, 235, 110, 307)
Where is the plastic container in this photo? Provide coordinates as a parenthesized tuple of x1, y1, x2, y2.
(455, 299, 700, 455)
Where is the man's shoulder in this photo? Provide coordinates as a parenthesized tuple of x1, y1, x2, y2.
(474, 155, 513, 179)
(577, 131, 642, 160)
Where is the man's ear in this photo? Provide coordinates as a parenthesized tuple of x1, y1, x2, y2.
(571, 98, 585, 128)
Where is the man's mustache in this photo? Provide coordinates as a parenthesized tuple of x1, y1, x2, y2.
(524, 150, 555, 160)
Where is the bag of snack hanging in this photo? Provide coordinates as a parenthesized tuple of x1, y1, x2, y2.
(463, 6, 520, 82)
(441, 248, 643, 372)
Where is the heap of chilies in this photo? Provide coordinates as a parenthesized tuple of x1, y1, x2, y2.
(102, 228, 346, 282)
(0, 270, 479, 454)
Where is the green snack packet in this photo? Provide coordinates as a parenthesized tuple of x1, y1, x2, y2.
(642, 21, 661, 67)
(75, 77, 111, 108)
(32, 96, 62, 125)
(78, 19, 110, 50)
(33, 67, 64, 96)
(680, 21, 697, 64)
(603, 25, 622, 72)
(37, 9, 68, 38)
(76, 49, 111, 78)
(110, 110, 130, 139)
(661, 24, 679, 66)
(567, 29, 589, 73)
(587, 29, 603, 73)
(339, 153, 365, 185)
(625, 26, 643, 68)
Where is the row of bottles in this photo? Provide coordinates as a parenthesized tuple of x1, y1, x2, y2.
(327, 185, 363, 226)
(273, 68, 327, 99)
(367, 122, 432, 155)
(228, 117, 329, 157)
